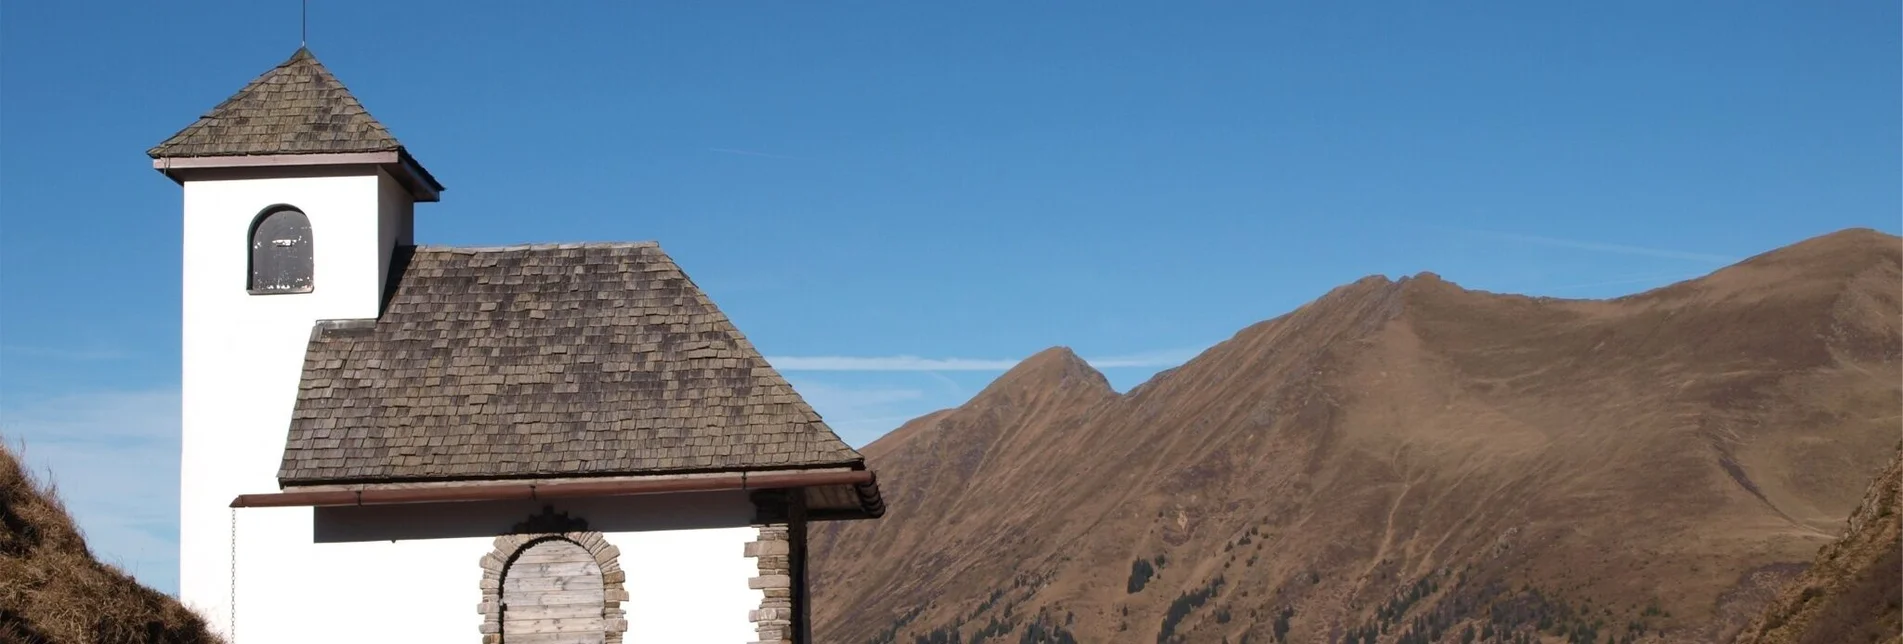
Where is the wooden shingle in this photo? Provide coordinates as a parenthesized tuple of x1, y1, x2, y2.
(148, 48, 406, 159)
(275, 242, 866, 485)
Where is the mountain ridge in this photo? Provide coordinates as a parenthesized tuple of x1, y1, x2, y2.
(812, 227, 1901, 644)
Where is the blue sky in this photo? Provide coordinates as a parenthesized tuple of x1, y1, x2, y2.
(0, 2, 1896, 596)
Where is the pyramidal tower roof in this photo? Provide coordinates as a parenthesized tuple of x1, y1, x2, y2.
(149, 47, 442, 198)
(149, 48, 404, 158)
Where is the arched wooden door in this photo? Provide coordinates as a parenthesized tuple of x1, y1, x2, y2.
(502, 539, 607, 644)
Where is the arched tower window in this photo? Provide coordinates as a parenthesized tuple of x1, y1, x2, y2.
(248, 206, 313, 294)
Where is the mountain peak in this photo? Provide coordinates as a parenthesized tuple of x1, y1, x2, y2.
(970, 346, 1114, 403)
(1018, 345, 1087, 369)
(1720, 227, 1897, 269)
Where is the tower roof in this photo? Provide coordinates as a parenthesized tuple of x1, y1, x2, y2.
(148, 48, 407, 159)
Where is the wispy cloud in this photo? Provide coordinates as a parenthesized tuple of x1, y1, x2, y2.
(706, 147, 807, 161)
(0, 389, 181, 594)
(770, 356, 1021, 371)
(766, 346, 1207, 372)
(790, 381, 926, 409)
(920, 371, 967, 398)
(1469, 230, 1738, 264)
(784, 380, 933, 447)
(0, 345, 129, 361)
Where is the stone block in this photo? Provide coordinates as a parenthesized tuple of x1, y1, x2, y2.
(749, 574, 792, 589)
(744, 540, 790, 557)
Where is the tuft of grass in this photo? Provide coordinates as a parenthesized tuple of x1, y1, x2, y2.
(0, 440, 222, 643)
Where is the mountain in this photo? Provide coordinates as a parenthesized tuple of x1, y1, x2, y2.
(809, 228, 1902, 644)
(0, 443, 220, 643)
(1732, 445, 1901, 644)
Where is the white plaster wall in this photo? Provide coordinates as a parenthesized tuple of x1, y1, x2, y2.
(177, 169, 411, 639)
(232, 498, 759, 643)
(230, 507, 493, 643)
(616, 525, 762, 643)
(375, 169, 414, 283)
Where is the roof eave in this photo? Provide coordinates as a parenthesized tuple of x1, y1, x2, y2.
(232, 468, 886, 521)
(150, 149, 443, 202)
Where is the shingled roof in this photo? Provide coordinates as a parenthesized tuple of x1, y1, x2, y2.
(276, 243, 866, 486)
(148, 47, 406, 159)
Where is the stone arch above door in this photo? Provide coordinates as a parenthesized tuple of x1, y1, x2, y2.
(477, 509, 627, 644)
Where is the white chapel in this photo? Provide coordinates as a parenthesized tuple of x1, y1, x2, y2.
(154, 47, 885, 644)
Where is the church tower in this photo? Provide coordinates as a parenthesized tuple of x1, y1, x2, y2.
(152, 47, 442, 635)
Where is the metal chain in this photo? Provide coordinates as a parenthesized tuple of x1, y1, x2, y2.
(229, 507, 238, 642)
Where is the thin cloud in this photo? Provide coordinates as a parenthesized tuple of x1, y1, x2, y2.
(921, 371, 966, 397)
(789, 381, 927, 409)
(783, 380, 935, 448)
(766, 346, 1207, 372)
(769, 356, 1021, 371)
(706, 147, 807, 161)
(1470, 230, 1738, 264)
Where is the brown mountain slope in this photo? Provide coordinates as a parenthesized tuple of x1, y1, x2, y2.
(1732, 445, 1901, 644)
(0, 443, 219, 643)
(810, 228, 1902, 644)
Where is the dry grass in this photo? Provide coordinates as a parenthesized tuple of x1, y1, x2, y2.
(810, 228, 1903, 643)
(1732, 446, 1903, 644)
(0, 442, 220, 644)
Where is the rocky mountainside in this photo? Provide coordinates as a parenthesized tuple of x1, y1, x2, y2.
(0, 443, 219, 643)
(809, 228, 1902, 644)
(1732, 445, 1901, 644)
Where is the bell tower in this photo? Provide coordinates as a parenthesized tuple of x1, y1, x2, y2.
(150, 47, 442, 635)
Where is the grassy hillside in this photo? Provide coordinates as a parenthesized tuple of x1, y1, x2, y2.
(811, 228, 1902, 643)
(1733, 446, 1902, 644)
(0, 442, 219, 643)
